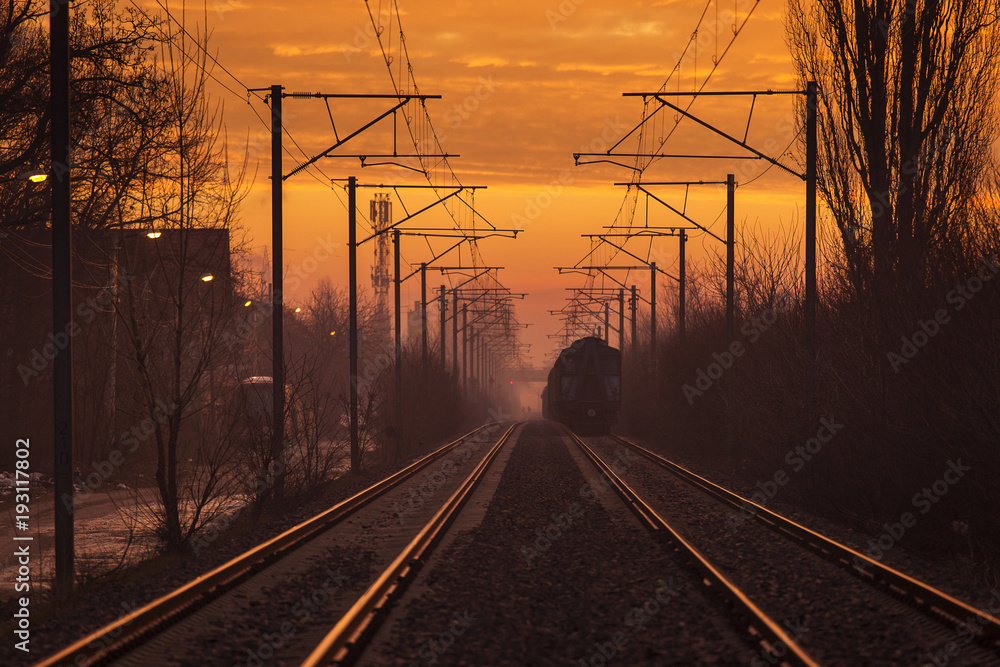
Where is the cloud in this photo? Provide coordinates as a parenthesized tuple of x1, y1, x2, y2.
(452, 56, 512, 68)
(271, 44, 353, 57)
(209, 0, 246, 15)
(553, 62, 668, 76)
(610, 20, 665, 37)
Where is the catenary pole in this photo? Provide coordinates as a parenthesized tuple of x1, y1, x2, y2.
(348, 176, 359, 471)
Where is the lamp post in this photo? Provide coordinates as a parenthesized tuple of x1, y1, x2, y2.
(51, 0, 74, 600)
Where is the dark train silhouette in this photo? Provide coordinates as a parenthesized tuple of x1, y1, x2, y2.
(541, 337, 621, 435)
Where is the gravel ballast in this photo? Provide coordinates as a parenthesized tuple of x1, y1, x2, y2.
(367, 421, 752, 666)
(588, 436, 1000, 666)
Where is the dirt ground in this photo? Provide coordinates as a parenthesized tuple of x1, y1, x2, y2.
(1, 486, 166, 600)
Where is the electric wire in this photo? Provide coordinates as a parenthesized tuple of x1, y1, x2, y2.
(361, 0, 516, 336)
(579, 0, 761, 325)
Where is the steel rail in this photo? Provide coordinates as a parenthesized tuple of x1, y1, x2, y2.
(302, 422, 521, 666)
(610, 434, 1000, 650)
(35, 423, 500, 667)
(568, 430, 818, 667)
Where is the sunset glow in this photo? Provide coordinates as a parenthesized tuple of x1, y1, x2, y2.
(155, 0, 800, 363)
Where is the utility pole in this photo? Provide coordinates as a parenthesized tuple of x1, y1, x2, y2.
(420, 262, 427, 364)
(462, 304, 468, 395)
(393, 229, 402, 454)
(806, 81, 818, 365)
(650, 262, 657, 355)
(270, 84, 286, 498)
(439, 285, 446, 370)
(726, 174, 735, 345)
(51, 0, 73, 599)
(603, 301, 610, 342)
(452, 289, 458, 378)
(476, 332, 482, 393)
(630, 285, 637, 353)
(348, 177, 359, 471)
(469, 331, 476, 393)
(678, 230, 686, 346)
(618, 288, 625, 350)
(725, 174, 736, 458)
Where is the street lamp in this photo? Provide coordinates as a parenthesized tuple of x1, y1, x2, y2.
(18, 169, 47, 183)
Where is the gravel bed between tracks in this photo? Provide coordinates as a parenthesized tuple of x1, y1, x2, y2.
(368, 421, 752, 666)
(589, 437, 1000, 666)
(0, 427, 498, 666)
(622, 435, 999, 613)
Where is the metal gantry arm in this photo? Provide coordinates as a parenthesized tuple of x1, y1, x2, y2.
(355, 186, 489, 245)
(438, 289, 523, 314)
(621, 183, 727, 245)
(399, 236, 491, 283)
(556, 265, 671, 280)
(635, 93, 804, 181)
(428, 269, 507, 314)
(563, 294, 620, 342)
(576, 238, 680, 283)
(275, 94, 448, 180)
(573, 152, 759, 168)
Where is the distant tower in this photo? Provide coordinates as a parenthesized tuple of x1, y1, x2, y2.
(370, 194, 392, 337)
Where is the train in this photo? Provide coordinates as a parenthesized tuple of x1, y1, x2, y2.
(542, 336, 621, 435)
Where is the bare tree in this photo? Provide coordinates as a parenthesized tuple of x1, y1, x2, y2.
(111, 15, 248, 551)
(0, 0, 166, 230)
(786, 0, 1000, 294)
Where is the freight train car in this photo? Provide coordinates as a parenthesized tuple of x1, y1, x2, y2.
(543, 337, 621, 435)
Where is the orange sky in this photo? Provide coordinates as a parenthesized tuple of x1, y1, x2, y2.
(165, 0, 804, 365)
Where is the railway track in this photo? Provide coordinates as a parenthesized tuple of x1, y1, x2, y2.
(350, 419, 769, 664)
(35, 421, 996, 665)
(565, 428, 819, 667)
(301, 422, 519, 665)
(34, 422, 505, 667)
(598, 432, 1000, 663)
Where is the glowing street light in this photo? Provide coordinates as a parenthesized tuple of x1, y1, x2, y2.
(18, 169, 47, 183)
(244, 300, 252, 307)
(200, 273, 214, 282)
(146, 230, 162, 239)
